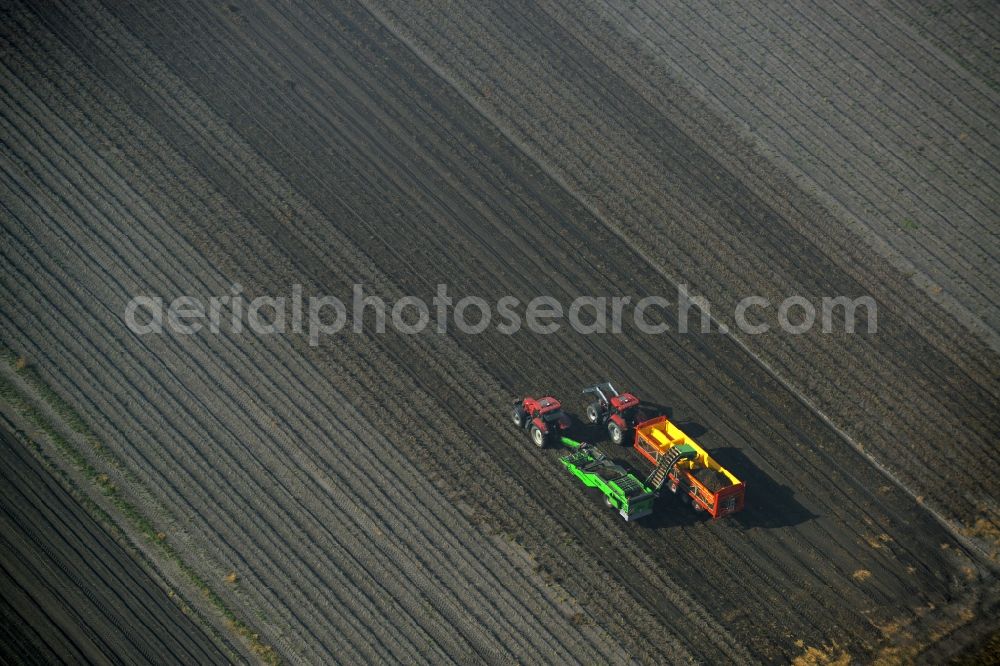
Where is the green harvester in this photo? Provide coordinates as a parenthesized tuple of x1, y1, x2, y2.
(559, 437, 656, 521)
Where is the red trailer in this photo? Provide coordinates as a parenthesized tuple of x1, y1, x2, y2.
(633, 416, 745, 518)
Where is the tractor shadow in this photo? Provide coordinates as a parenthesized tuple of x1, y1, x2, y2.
(563, 414, 609, 443)
(637, 402, 707, 438)
(710, 447, 818, 529)
(637, 401, 673, 420)
(564, 404, 707, 442)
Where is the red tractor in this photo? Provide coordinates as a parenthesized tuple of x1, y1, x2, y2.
(582, 382, 642, 445)
(512, 396, 572, 447)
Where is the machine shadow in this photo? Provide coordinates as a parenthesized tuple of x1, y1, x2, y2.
(563, 415, 608, 443)
(637, 492, 710, 529)
(710, 447, 818, 529)
(636, 401, 673, 421)
(639, 402, 706, 438)
(560, 410, 815, 529)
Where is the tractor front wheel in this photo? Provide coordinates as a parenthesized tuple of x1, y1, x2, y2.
(604, 495, 614, 508)
(585, 403, 601, 424)
(608, 422, 624, 445)
(511, 406, 524, 427)
(530, 425, 546, 448)
(692, 498, 704, 512)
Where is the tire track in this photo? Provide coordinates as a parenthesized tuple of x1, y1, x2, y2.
(2, 0, 993, 661)
(359, 0, 1000, 519)
(105, 0, 980, 652)
(1, 11, 632, 660)
(101, 0, 968, 652)
(1, 20, 616, 660)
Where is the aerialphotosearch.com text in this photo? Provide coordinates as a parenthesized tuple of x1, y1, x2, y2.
(124, 283, 877, 346)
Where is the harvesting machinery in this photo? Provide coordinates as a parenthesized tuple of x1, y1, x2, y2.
(633, 416, 746, 518)
(559, 437, 656, 521)
(511, 395, 571, 447)
(511, 388, 746, 521)
(582, 382, 642, 445)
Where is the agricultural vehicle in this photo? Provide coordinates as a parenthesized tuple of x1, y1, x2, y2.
(558, 434, 705, 521)
(559, 437, 656, 521)
(582, 382, 641, 445)
(511, 392, 745, 521)
(511, 395, 571, 447)
(633, 416, 745, 518)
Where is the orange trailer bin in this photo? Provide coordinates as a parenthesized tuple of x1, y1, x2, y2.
(633, 416, 745, 518)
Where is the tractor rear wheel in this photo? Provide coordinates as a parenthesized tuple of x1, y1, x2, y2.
(511, 406, 524, 427)
(585, 403, 600, 424)
(530, 425, 545, 448)
(608, 422, 624, 445)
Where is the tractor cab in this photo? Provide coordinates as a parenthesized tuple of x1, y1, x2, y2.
(582, 382, 643, 445)
(610, 392, 640, 414)
(529, 396, 564, 417)
(512, 395, 571, 447)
